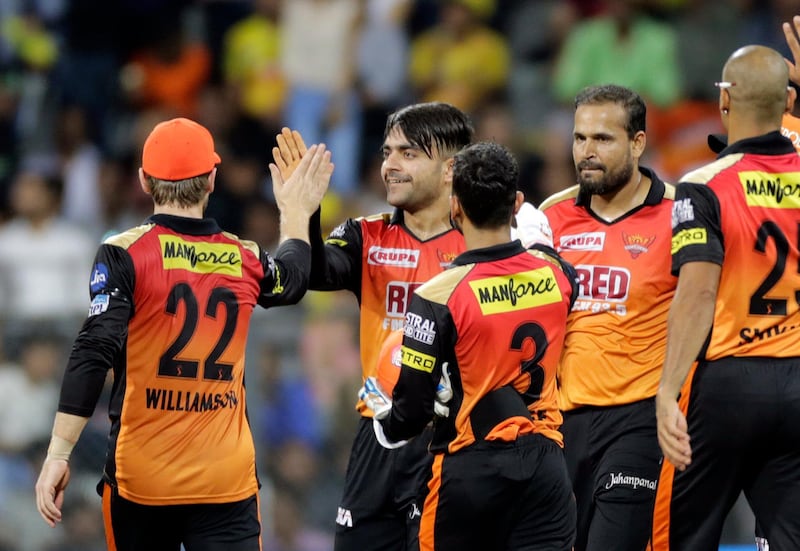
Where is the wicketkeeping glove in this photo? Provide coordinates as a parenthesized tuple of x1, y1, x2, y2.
(359, 376, 409, 449)
(434, 362, 453, 417)
(512, 202, 554, 248)
(359, 376, 392, 420)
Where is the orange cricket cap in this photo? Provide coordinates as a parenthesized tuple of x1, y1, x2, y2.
(142, 117, 221, 180)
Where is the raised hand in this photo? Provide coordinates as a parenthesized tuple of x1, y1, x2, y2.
(269, 143, 333, 219)
(272, 127, 308, 182)
(783, 15, 800, 85)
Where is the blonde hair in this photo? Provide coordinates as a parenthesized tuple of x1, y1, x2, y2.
(146, 174, 209, 207)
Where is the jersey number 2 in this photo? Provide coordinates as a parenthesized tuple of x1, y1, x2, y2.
(158, 283, 238, 381)
(750, 221, 800, 316)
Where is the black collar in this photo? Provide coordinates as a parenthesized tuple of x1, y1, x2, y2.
(146, 214, 223, 235)
(452, 240, 526, 266)
(709, 131, 796, 158)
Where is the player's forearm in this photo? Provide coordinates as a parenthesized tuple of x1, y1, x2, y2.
(279, 212, 311, 244)
(658, 274, 717, 399)
(46, 412, 90, 462)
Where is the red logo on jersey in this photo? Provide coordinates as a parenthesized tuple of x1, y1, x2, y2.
(386, 281, 424, 317)
(621, 232, 656, 259)
(575, 265, 630, 301)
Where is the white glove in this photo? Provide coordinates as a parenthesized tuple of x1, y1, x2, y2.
(359, 376, 392, 420)
(512, 202, 553, 248)
(359, 376, 409, 449)
(434, 362, 453, 417)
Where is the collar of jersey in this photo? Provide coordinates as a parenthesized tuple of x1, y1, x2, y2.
(146, 214, 222, 236)
(712, 130, 795, 158)
(452, 240, 526, 267)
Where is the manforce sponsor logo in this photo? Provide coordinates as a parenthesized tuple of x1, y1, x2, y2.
(160, 235, 242, 276)
(469, 266, 562, 315)
(740, 171, 800, 208)
(145, 388, 238, 412)
(400, 346, 436, 373)
(559, 232, 605, 252)
(368, 246, 420, 268)
(671, 228, 707, 254)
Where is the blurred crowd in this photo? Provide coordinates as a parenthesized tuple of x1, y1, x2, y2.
(0, 0, 795, 549)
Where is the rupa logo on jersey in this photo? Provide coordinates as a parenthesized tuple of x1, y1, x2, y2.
(159, 235, 242, 276)
(383, 281, 423, 329)
(558, 232, 605, 252)
(368, 246, 420, 268)
(739, 171, 800, 208)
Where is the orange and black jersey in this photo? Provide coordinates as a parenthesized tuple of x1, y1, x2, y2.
(309, 209, 465, 414)
(380, 241, 576, 454)
(541, 168, 676, 410)
(672, 131, 800, 360)
(58, 214, 311, 506)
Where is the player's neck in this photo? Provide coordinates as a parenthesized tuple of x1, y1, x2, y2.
(152, 203, 205, 219)
(403, 206, 453, 241)
(462, 224, 510, 251)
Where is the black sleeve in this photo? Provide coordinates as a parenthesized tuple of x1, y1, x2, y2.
(671, 182, 724, 276)
(59, 244, 134, 417)
(309, 212, 363, 295)
(257, 239, 311, 307)
(381, 295, 454, 441)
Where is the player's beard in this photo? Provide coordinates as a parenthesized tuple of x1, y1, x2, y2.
(576, 160, 633, 196)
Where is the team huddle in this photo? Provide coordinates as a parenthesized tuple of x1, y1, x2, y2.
(32, 15, 800, 551)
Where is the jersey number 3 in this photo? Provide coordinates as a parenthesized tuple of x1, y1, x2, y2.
(510, 322, 548, 403)
(158, 283, 238, 381)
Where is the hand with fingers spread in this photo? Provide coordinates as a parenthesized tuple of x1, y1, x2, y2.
(272, 127, 308, 182)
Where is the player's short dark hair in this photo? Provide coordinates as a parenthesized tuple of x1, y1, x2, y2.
(452, 141, 519, 229)
(574, 84, 647, 138)
(384, 102, 474, 158)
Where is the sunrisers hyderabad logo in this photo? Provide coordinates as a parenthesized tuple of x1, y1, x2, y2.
(621, 232, 656, 259)
(437, 249, 458, 268)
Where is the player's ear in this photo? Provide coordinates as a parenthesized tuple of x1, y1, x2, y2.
(786, 85, 797, 114)
(138, 168, 151, 195)
(207, 167, 217, 193)
(513, 191, 524, 216)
